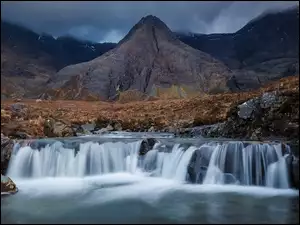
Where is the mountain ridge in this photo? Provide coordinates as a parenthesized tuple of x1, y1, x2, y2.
(1, 7, 298, 99)
(46, 14, 232, 100)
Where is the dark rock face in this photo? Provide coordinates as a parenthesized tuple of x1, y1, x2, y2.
(1, 134, 14, 175)
(291, 157, 299, 189)
(48, 15, 231, 100)
(187, 145, 213, 183)
(200, 91, 300, 141)
(139, 138, 157, 155)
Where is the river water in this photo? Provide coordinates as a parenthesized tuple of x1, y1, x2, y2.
(1, 134, 299, 224)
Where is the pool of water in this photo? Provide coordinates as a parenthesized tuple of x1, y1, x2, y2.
(1, 174, 299, 224)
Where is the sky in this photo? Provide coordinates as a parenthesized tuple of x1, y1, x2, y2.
(1, 1, 298, 43)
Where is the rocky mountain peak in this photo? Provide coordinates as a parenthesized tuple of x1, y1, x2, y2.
(138, 15, 167, 27)
(118, 15, 175, 45)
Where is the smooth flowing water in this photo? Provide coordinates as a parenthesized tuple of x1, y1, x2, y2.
(1, 135, 299, 224)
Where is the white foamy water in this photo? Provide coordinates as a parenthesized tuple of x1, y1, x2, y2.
(6, 139, 297, 190)
(3, 138, 299, 224)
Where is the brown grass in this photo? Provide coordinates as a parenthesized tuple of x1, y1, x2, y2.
(1, 75, 298, 137)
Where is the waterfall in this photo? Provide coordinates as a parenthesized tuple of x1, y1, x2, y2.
(6, 139, 293, 189)
(7, 141, 142, 178)
(200, 142, 290, 188)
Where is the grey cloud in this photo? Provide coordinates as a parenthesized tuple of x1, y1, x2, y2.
(1, 1, 298, 43)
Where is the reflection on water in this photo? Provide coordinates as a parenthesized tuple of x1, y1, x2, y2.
(1, 174, 299, 224)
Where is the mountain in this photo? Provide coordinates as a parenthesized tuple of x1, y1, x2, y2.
(46, 15, 232, 100)
(1, 21, 115, 97)
(177, 6, 299, 90)
(1, 7, 298, 99)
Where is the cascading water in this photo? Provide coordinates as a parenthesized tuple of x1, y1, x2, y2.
(6, 139, 294, 189)
(7, 141, 142, 178)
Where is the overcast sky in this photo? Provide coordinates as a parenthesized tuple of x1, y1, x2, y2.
(1, 1, 298, 43)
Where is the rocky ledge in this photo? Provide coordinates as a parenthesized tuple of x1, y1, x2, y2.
(179, 90, 299, 143)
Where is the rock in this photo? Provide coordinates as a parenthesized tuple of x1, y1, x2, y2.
(167, 126, 176, 133)
(113, 122, 123, 131)
(250, 128, 262, 141)
(260, 92, 277, 109)
(1, 134, 14, 175)
(10, 103, 27, 117)
(291, 157, 299, 189)
(14, 131, 31, 139)
(139, 138, 157, 155)
(94, 128, 109, 134)
(1, 174, 18, 195)
(207, 90, 299, 140)
(148, 126, 155, 132)
(237, 98, 259, 119)
(79, 123, 96, 135)
(187, 146, 213, 183)
(44, 119, 76, 137)
(106, 124, 114, 132)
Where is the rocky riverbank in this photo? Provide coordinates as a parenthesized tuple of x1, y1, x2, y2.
(1, 76, 298, 139)
(1, 76, 299, 190)
(179, 90, 299, 142)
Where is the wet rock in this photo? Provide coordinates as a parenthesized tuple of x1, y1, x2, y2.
(1, 134, 14, 175)
(292, 157, 299, 189)
(1, 174, 18, 195)
(187, 146, 213, 183)
(93, 124, 114, 134)
(139, 138, 157, 155)
(44, 119, 76, 137)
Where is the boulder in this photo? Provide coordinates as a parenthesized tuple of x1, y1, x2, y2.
(1, 174, 18, 195)
(139, 138, 157, 155)
(237, 97, 260, 120)
(44, 119, 76, 137)
(187, 145, 213, 183)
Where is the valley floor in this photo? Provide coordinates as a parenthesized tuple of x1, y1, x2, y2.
(1, 76, 299, 139)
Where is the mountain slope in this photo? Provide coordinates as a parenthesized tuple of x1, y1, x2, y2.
(177, 6, 299, 90)
(47, 15, 232, 100)
(1, 21, 116, 97)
